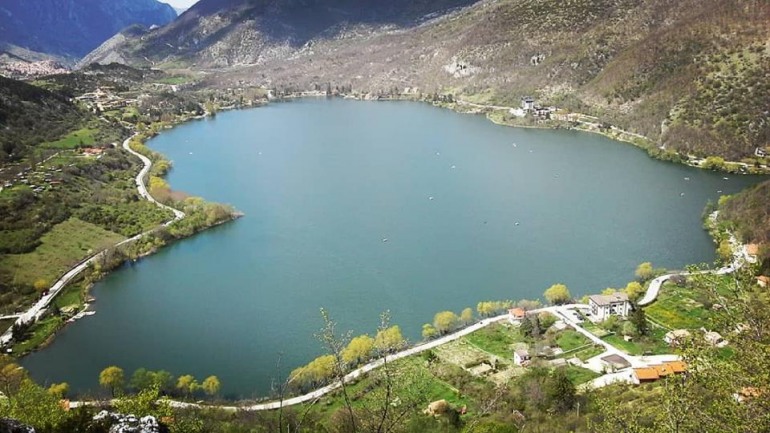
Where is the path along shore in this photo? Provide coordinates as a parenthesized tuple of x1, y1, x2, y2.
(0, 134, 185, 346)
(72, 226, 751, 412)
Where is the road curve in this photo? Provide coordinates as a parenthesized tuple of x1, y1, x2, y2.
(0, 134, 185, 346)
(638, 214, 752, 306)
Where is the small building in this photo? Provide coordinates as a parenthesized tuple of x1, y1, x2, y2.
(757, 275, 770, 288)
(704, 331, 727, 347)
(521, 96, 535, 111)
(508, 307, 527, 323)
(514, 348, 531, 366)
(746, 244, 760, 257)
(600, 354, 631, 371)
(634, 367, 660, 383)
(588, 293, 631, 321)
(664, 329, 692, 346)
(755, 147, 767, 158)
(634, 361, 687, 384)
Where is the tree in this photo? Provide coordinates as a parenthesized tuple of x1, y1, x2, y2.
(47, 382, 69, 398)
(99, 366, 125, 397)
(422, 323, 438, 340)
(433, 311, 459, 334)
(477, 300, 513, 317)
(176, 374, 199, 396)
(717, 239, 733, 262)
(630, 306, 649, 336)
(622, 321, 638, 337)
(460, 307, 474, 325)
(201, 375, 221, 396)
(635, 262, 655, 281)
(545, 369, 576, 412)
(374, 325, 405, 353)
(624, 281, 645, 301)
(544, 284, 571, 305)
(341, 334, 374, 365)
(151, 370, 175, 394)
(130, 368, 154, 391)
(33, 279, 48, 293)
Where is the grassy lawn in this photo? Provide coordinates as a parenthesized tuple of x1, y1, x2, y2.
(644, 282, 713, 329)
(571, 345, 605, 362)
(14, 316, 63, 354)
(53, 279, 86, 310)
(603, 328, 671, 356)
(563, 365, 601, 385)
(0, 217, 125, 288)
(581, 321, 610, 337)
(41, 128, 97, 149)
(556, 330, 591, 352)
(463, 323, 524, 358)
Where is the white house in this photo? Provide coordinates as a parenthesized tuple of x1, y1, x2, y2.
(513, 348, 531, 366)
(521, 96, 535, 111)
(588, 293, 631, 321)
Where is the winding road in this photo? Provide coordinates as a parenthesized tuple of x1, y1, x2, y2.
(0, 135, 185, 346)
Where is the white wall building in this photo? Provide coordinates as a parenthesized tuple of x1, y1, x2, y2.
(588, 293, 631, 321)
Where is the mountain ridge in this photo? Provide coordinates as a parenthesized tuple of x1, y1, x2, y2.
(0, 0, 177, 61)
(82, 0, 770, 160)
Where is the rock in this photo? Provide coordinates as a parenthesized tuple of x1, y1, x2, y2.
(92, 411, 165, 433)
(424, 399, 450, 416)
(0, 418, 36, 433)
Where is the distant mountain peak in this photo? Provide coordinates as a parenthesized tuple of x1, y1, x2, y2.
(0, 0, 178, 60)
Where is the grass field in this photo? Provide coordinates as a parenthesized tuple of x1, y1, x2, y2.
(644, 282, 713, 329)
(41, 128, 97, 149)
(0, 217, 125, 289)
(463, 323, 523, 358)
(602, 327, 670, 356)
(563, 365, 601, 385)
(571, 345, 605, 362)
(14, 315, 63, 354)
(556, 330, 591, 352)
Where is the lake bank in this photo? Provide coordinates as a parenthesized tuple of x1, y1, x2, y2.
(20, 99, 766, 397)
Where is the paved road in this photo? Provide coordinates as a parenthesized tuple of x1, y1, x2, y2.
(0, 135, 185, 346)
(638, 212, 752, 306)
(122, 138, 185, 221)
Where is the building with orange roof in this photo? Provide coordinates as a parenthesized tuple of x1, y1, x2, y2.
(651, 364, 673, 377)
(665, 361, 687, 373)
(634, 368, 659, 383)
(757, 275, 770, 288)
(508, 307, 527, 322)
(746, 244, 760, 256)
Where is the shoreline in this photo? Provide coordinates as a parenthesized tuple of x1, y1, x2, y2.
(4, 129, 242, 354)
(13, 93, 760, 403)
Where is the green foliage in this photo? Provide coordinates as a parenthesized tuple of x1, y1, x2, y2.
(0, 378, 68, 429)
(99, 366, 125, 396)
(434, 311, 460, 334)
(341, 334, 375, 365)
(476, 300, 513, 317)
(374, 325, 406, 353)
(113, 386, 173, 419)
(635, 262, 655, 281)
(544, 283, 571, 305)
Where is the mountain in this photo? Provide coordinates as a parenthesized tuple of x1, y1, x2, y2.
(0, 0, 177, 61)
(0, 76, 86, 162)
(80, 0, 479, 66)
(84, 0, 769, 160)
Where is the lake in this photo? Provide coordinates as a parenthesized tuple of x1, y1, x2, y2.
(22, 99, 764, 398)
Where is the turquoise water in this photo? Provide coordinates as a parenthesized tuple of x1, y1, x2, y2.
(22, 99, 764, 398)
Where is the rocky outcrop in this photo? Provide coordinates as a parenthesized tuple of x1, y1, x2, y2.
(0, 418, 35, 433)
(92, 411, 168, 433)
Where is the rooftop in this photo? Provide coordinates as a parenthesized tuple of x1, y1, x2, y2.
(589, 293, 629, 306)
(600, 354, 631, 369)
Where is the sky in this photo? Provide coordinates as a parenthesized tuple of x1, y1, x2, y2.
(162, 0, 200, 10)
